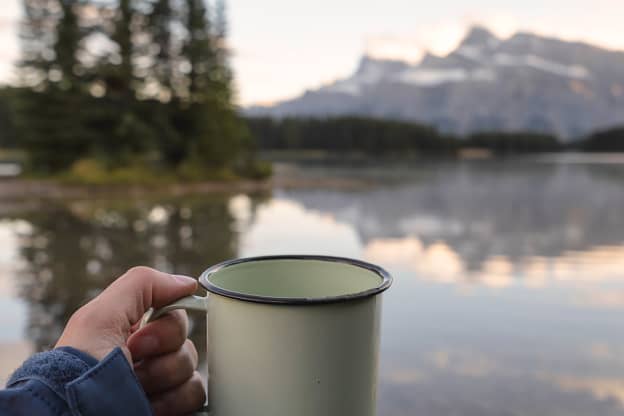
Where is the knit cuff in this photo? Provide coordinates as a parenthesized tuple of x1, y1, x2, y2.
(6, 347, 96, 399)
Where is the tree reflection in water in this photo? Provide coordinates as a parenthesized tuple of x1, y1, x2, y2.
(12, 193, 267, 369)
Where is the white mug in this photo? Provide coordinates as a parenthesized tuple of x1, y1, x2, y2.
(143, 255, 392, 416)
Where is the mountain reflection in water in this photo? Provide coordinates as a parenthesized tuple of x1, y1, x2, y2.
(1, 157, 624, 415)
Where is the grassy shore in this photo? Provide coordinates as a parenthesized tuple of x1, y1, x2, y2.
(0, 171, 374, 200)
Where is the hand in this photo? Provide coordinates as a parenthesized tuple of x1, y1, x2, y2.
(56, 266, 206, 416)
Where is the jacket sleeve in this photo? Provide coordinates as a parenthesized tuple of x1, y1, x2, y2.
(1, 347, 153, 416)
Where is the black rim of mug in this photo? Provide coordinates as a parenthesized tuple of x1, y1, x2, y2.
(198, 255, 392, 305)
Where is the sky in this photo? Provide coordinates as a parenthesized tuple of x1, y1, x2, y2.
(1, 0, 623, 105)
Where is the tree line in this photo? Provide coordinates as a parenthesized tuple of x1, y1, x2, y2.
(246, 117, 571, 156)
(5, 0, 268, 181)
(577, 127, 624, 152)
(246, 116, 456, 156)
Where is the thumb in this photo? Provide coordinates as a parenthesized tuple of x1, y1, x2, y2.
(100, 266, 198, 327)
(56, 267, 197, 362)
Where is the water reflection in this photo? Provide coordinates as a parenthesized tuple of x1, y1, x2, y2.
(279, 160, 624, 278)
(365, 237, 624, 290)
(5, 194, 269, 372)
(262, 160, 624, 415)
(239, 198, 361, 258)
(0, 221, 32, 384)
(1, 158, 624, 415)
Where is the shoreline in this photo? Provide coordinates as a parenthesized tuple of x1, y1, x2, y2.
(0, 175, 375, 200)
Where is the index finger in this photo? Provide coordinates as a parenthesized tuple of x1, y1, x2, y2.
(127, 309, 189, 361)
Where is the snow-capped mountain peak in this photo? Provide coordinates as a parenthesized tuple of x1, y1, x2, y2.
(460, 26, 500, 48)
(249, 26, 624, 139)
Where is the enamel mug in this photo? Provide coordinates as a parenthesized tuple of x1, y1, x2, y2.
(142, 255, 392, 416)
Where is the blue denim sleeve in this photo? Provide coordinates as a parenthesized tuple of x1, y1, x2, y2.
(1, 347, 153, 416)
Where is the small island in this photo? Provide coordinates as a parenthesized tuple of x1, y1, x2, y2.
(0, 0, 270, 187)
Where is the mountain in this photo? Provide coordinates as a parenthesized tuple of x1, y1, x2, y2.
(247, 26, 624, 140)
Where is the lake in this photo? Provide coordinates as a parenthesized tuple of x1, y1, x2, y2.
(1, 155, 624, 415)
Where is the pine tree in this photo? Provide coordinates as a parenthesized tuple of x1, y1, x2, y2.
(183, 0, 217, 100)
(147, 0, 175, 98)
(20, 0, 58, 87)
(20, 0, 83, 89)
(109, 0, 134, 97)
(184, 0, 265, 177)
(18, 0, 90, 172)
(214, 0, 227, 40)
(54, 0, 82, 90)
(177, 0, 248, 174)
(213, 0, 232, 97)
(87, 0, 164, 167)
(15, 0, 265, 178)
(0, 89, 18, 149)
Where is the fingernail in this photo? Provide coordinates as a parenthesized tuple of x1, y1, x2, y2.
(134, 335, 159, 357)
(173, 274, 197, 285)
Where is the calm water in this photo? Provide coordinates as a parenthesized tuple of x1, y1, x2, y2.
(1, 156, 624, 415)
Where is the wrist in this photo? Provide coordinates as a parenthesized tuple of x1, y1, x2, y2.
(6, 348, 95, 398)
(55, 346, 99, 366)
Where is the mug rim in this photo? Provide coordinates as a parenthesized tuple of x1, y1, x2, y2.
(199, 255, 392, 305)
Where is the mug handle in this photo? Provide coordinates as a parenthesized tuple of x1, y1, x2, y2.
(140, 295, 209, 327)
(140, 295, 211, 416)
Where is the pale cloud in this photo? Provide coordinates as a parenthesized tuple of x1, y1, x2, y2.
(586, 342, 624, 362)
(430, 349, 450, 369)
(541, 373, 624, 407)
(228, 194, 253, 230)
(0, 220, 28, 296)
(365, 35, 426, 64)
(365, 19, 468, 62)
(427, 349, 499, 377)
(383, 344, 624, 410)
(576, 290, 624, 309)
(0, 220, 31, 353)
(479, 256, 515, 288)
(238, 199, 362, 258)
(365, 9, 624, 65)
(365, 14, 520, 62)
(363, 235, 624, 291)
(0, 0, 20, 84)
(382, 349, 501, 387)
(364, 237, 466, 285)
(0, 0, 20, 22)
(423, 347, 624, 407)
(383, 369, 427, 384)
(363, 236, 510, 288)
(2, 0, 624, 104)
(230, 0, 624, 105)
